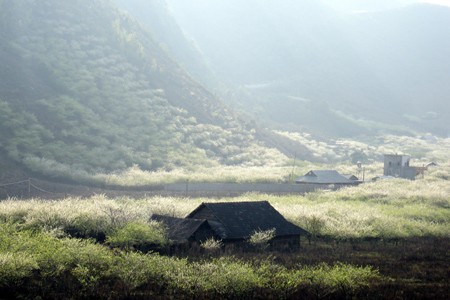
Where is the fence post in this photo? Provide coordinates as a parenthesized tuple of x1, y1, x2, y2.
(28, 178, 31, 198)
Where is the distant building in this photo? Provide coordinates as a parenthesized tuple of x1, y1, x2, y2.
(295, 170, 359, 186)
(383, 154, 418, 180)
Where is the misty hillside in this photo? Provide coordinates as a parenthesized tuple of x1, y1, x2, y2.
(113, 0, 221, 92)
(167, 0, 450, 137)
(0, 0, 303, 181)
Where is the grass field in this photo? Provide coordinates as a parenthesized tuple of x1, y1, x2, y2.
(1, 165, 449, 298)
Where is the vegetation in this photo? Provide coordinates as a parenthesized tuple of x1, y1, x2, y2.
(0, 1, 448, 298)
(66, 134, 450, 185)
(1, 166, 449, 298)
(0, 221, 383, 299)
(248, 228, 276, 250)
(2, 0, 448, 186)
(0, 0, 287, 182)
(105, 221, 167, 250)
(200, 238, 223, 251)
(1, 164, 449, 240)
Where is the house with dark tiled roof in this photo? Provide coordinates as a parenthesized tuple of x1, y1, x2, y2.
(151, 201, 308, 251)
(185, 201, 308, 250)
(295, 170, 359, 186)
(150, 214, 218, 244)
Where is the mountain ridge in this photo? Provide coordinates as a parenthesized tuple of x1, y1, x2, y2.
(0, 0, 304, 182)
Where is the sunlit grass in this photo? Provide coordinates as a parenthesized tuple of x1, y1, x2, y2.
(86, 134, 450, 186)
(94, 165, 299, 185)
(2, 167, 449, 240)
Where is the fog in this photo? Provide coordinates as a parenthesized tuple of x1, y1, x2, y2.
(165, 0, 450, 136)
(320, 0, 419, 12)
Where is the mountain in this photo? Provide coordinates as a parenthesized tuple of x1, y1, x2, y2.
(0, 0, 297, 182)
(166, 0, 450, 137)
(2, 0, 447, 184)
(113, 0, 221, 92)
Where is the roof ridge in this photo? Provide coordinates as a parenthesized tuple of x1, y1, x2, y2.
(202, 203, 234, 239)
(203, 200, 269, 205)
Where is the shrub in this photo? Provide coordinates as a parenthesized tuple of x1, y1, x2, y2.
(0, 222, 386, 299)
(0, 209, 28, 224)
(22, 210, 68, 233)
(248, 228, 276, 251)
(0, 252, 38, 287)
(191, 257, 262, 296)
(112, 251, 168, 291)
(304, 215, 325, 242)
(65, 213, 110, 241)
(106, 221, 167, 250)
(64, 239, 115, 295)
(200, 238, 223, 251)
(294, 263, 380, 298)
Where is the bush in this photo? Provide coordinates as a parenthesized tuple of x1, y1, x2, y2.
(304, 215, 325, 242)
(294, 263, 380, 298)
(106, 221, 167, 250)
(64, 239, 115, 295)
(248, 228, 276, 251)
(112, 251, 168, 291)
(0, 252, 38, 287)
(0, 222, 385, 299)
(65, 213, 110, 241)
(200, 238, 223, 251)
(191, 257, 262, 296)
(22, 210, 69, 233)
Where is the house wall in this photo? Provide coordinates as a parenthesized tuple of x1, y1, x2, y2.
(271, 235, 301, 251)
(399, 167, 417, 180)
(191, 223, 218, 243)
(219, 235, 301, 252)
(384, 155, 404, 176)
(384, 155, 416, 179)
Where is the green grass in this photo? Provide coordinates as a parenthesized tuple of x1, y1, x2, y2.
(1, 167, 449, 240)
(0, 222, 381, 299)
(1, 170, 449, 298)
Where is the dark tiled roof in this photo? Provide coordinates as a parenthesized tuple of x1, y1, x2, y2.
(295, 170, 356, 184)
(342, 174, 359, 181)
(186, 201, 308, 240)
(150, 214, 210, 243)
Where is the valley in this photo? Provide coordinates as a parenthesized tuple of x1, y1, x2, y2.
(1, 1, 449, 299)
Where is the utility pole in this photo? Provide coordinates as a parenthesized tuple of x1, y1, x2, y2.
(290, 152, 297, 183)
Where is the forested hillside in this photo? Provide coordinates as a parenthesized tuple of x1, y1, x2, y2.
(0, 0, 293, 182)
(113, 0, 220, 91)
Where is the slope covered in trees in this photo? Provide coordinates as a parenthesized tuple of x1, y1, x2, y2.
(0, 0, 294, 181)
